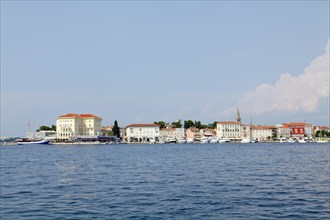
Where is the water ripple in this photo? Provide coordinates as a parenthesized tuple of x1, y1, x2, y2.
(1, 143, 329, 219)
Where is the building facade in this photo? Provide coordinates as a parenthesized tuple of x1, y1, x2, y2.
(56, 113, 102, 139)
(251, 126, 276, 141)
(125, 124, 160, 142)
(186, 127, 202, 140)
(281, 122, 313, 139)
(216, 121, 241, 140)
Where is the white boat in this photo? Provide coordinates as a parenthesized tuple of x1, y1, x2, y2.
(177, 138, 187, 144)
(186, 138, 194, 144)
(149, 137, 156, 144)
(200, 137, 209, 144)
(157, 138, 165, 144)
(209, 137, 219, 144)
(298, 138, 307, 143)
(279, 138, 287, 143)
(16, 138, 50, 145)
(240, 138, 251, 144)
(219, 138, 230, 143)
(287, 138, 296, 143)
(166, 137, 176, 144)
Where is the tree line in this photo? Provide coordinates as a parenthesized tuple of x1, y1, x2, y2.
(37, 125, 56, 131)
(153, 120, 217, 129)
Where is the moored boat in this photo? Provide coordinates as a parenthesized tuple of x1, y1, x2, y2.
(165, 137, 176, 144)
(287, 138, 296, 143)
(16, 138, 50, 145)
(240, 138, 251, 144)
(209, 137, 219, 144)
(219, 138, 230, 143)
(157, 138, 166, 144)
(186, 138, 194, 144)
(200, 137, 209, 144)
(177, 137, 187, 144)
(298, 138, 307, 143)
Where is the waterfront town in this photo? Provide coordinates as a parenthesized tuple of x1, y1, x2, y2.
(3, 108, 329, 145)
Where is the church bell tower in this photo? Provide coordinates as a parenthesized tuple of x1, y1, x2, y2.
(235, 107, 241, 123)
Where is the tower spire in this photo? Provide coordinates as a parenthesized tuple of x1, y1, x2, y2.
(235, 107, 241, 123)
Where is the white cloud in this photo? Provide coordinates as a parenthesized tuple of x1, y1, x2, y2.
(240, 39, 329, 114)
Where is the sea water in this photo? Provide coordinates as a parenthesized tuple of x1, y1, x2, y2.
(1, 143, 329, 219)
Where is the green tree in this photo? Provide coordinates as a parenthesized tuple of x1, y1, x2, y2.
(37, 125, 56, 131)
(207, 121, 217, 129)
(112, 120, 120, 138)
(194, 121, 202, 129)
(171, 120, 182, 128)
(153, 121, 166, 129)
(184, 120, 195, 129)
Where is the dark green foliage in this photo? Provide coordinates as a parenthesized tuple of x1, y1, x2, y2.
(37, 125, 56, 131)
(112, 120, 120, 138)
(153, 121, 166, 129)
(171, 120, 182, 128)
(315, 130, 330, 137)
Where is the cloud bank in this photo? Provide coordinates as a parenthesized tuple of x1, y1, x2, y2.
(240, 39, 329, 114)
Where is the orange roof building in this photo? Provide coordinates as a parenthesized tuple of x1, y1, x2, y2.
(56, 113, 103, 139)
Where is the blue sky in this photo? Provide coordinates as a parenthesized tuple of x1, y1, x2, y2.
(1, 1, 329, 137)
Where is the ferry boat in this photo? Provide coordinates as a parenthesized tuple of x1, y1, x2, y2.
(16, 138, 50, 145)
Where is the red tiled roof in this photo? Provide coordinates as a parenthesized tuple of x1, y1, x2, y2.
(160, 128, 175, 131)
(58, 113, 102, 119)
(126, 124, 160, 128)
(282, 122, 312, 127)
(315, 126, 330, 130)
(102, 126, 113, 130)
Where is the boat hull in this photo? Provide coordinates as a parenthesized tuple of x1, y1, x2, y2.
(17, 140, 50, 145)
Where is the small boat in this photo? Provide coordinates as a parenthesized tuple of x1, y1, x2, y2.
(279, 138, 287, 143)
(166, 137, 176, 144)
(200, 137, 209, 144)
(177, 137, 187, 144)
(287, 138, 296, 143)
(157, 138, 165, 144)
(209, 137, 219, 144)
(186, 138, 194, 144)
(16, 138, 50, 145)
(219, 138, 230, 143)
(240, 138, 251, 144)
(149, 137, 156, 144)
(298, 138, 307, 143)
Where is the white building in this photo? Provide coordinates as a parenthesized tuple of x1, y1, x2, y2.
(56, 113, 102, 139)
(125, 124, 160, 142)
(276, 125, 291, 139)
(216, 121, 241, 141)
(251, 126, 276, 141)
